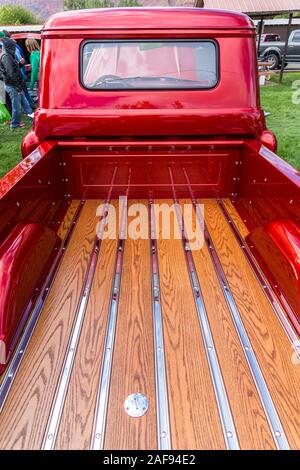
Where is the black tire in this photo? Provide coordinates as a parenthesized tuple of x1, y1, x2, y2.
(265, 52, 280, 70)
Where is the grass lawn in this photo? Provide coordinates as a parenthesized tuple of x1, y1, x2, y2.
(260, 72, 300, 170)
(0, 121, 31, 178)
(0, 72, 299, 178)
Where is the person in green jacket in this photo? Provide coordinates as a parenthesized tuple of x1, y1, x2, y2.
(25, 38, 40, 90)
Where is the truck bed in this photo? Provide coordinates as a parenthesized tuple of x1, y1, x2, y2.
(1, 198, 300, 450)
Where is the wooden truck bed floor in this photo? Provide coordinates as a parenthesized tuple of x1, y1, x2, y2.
(1, 198, 300, 450)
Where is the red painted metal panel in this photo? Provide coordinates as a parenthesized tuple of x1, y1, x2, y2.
(0, 223, 61, 373)
(43, 8, 254, 32)
(246, 219, 300, 334)
(233, 142, 300, 231)
(0, 149, 42, 200)
(0, 143, 68, 256)
(11, 33, 41, 40)
(0, 143, 66, 204)
(0, 142, 60, 200)
(34, 109, 264, 141)
(230, 141, 300, 335)
(239, 142, 300, 196)
(60, 141, 240, 198)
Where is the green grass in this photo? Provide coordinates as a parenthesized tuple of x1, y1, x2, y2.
(260, 72, 300, 170)
(0, 121, 31, 178)
(0, 73, 299, 178)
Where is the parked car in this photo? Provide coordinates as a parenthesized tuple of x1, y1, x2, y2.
(11, 32, 41, 64)
(259, 29, 300, 69)
(1, 8, 300, 451)
(258, 33, 281, 43)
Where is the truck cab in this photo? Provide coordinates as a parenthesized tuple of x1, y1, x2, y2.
(1, 8, 300, 450)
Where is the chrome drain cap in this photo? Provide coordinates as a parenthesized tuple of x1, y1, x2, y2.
(124, 393, 148, 418)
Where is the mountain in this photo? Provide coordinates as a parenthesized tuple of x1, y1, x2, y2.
(0, 0, 64, 20)
(0, 0, 196, 21)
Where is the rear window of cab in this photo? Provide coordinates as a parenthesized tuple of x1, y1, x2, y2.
(81, 40, 218, 90)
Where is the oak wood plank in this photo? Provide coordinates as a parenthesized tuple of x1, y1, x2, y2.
(180, 200, 275, 449)
(57, 200, 81, 240)
(104, 200, 157, 450)
(222, 199, 249, 238)
(56, 201, 119, 450)
(203, 199, 300, 449)
(0, 200, 100, 450)
(155, 200, 225, 450)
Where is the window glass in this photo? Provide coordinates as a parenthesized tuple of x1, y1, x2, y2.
(82, 41, 218, 90)
(293, 32, 300, 42)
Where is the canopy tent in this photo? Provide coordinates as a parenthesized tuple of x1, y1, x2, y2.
(201, 1, 300, 16)
(134, 1, 300, 16)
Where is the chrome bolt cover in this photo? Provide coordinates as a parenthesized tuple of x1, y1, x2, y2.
(124, 393, 149, 418)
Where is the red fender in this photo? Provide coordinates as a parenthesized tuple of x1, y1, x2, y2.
(247, 219, 300, 334)
(0, 223, 61, 373)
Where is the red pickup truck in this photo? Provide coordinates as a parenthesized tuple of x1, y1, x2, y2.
(0, 7, 300, 451)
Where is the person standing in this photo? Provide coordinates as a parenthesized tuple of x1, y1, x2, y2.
(25, 38, 40, 91)
(0, 31, 12, 117)
(0, 38, 33, 129)
(3, 30, 33, 108)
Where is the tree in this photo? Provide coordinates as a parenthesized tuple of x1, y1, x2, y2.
(64, 0, 140, 10)
(118, 0, 140, 6)
(0, 4, 41, 25)
(64, 0, 87, 9)
(86, 0, 114, 6)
